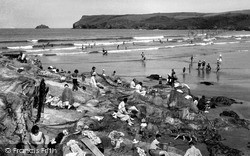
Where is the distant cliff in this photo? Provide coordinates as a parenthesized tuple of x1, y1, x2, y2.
(35, 24, 49, 29)
(73, 10, 250, 30)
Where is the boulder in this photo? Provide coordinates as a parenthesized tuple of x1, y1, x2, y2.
(86, 99, 99, 107)
(152, 96, 163, 106)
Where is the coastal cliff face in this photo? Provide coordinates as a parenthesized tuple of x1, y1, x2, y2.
(73, 10, 250, 30)
(35, 24, 49, 29)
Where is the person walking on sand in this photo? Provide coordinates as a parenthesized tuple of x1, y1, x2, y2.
(184, 142, 202, 156)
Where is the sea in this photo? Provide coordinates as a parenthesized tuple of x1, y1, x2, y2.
(1, 28, 250, 103)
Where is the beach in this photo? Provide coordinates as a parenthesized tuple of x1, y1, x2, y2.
(1, 28, 250, 156)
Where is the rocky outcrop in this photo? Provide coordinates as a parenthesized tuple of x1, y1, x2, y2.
(0, 56, 247, 156)
(35, 24, 49, 29)
(73, 10, 250, 30)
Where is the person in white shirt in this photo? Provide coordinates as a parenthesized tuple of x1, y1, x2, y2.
(184, 142, 202, 156)
(130, 78, 136, 89)
(149, 134, 170, 156)
(112, 98, 134, 126)
(90, 72, 97, 88)
(135, 82, 146, 96)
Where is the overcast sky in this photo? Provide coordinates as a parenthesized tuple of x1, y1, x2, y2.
(0, 0, 250, 28)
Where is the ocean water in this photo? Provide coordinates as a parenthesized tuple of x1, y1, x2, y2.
(1, 28, 250, 101)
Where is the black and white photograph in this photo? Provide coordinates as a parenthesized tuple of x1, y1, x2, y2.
(0, 0, 250, 155)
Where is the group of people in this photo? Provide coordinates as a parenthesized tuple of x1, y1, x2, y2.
(130, 78, 147, 96)
(149, 134, 202, 156)
(197, 60, 211, 71)
(16, 124, 68, 155)
(196, 54, 222, 72)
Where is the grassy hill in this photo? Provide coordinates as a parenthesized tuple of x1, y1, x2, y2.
(73, 10, 250, 30)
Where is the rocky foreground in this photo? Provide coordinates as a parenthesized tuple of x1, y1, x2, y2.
(0, 55, 249, 156)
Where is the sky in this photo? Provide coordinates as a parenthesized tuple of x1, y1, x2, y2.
(0, 0, 250, 28)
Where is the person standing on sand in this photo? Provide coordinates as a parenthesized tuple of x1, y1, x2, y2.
(184, 142, 202, 156)
(71, 69, 79, 91)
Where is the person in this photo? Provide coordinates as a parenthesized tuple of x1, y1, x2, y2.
(141, 52, 146, 60)
(219, 54, 222, 63)
(149, 134, 170, 156)
(47, 132, 66, 150)
(201, 60, 206, 70)
(190, 55, 193, 64)
(216, 60, 220, 72)
(206, 63, 211, 71)
(117, 45, 120, 49)
(159, 76, 163, 85)
(112, 98, 134, 126)
(197, 60, 202, 70)
(102, 69, 106, 76)
(130, 78, 136, 89)
(36, 78, 49, 123)
(62, 84, 74, 109)
(103, 48, 108, 55)
(170, 69, 177, 86)
(90, 72, 97, 88)
(112, 70, 116, 77)
(90, 66, 96, 76)
(71, 69, 79, 91)
(135, 82, 146, 96)
(183, 67, 186, 74)
(29, 125, 46, 148)
(184, 142, 202, 156)
(197, 95, 206, 111)
(171, 69, 176, 78)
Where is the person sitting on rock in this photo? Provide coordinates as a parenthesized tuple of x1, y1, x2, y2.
(135, 82, 146, 96)
(62, 84, 75, 109)
(112, 98, 134, 126)
(184, 141, 202, 156)
(197, 95, 206, 112)
(149, 134, 170, 156)
(29, 125, 47, 148)
(47, 130, 68, 152)
(130, 78, 136, 89)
